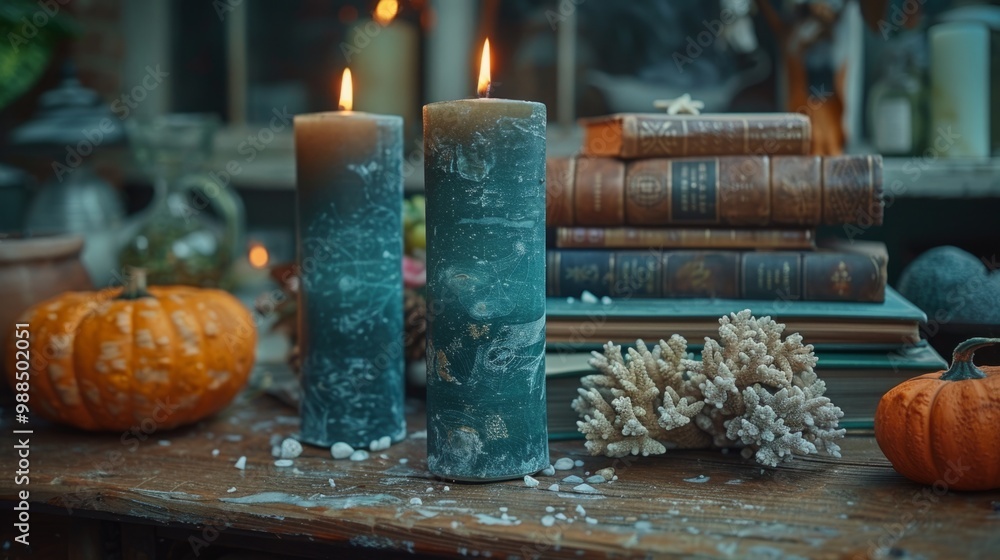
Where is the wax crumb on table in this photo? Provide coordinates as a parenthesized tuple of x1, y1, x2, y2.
(410, 498, 423, 506)
(684, 475, 710, 484)
(574, 460, 584, 468)
(553, 458, 574, 470)
(581, 290, 599, 304)
(279, 438, 303, 459)
(426, 487, 434, 493)
(370, 435, 392, 452)
(234, 456, 247, 470)
(555, 513, 568, 520)
(379, 454, 389, 460)
(524, 475, 539, 488)
(576, 505, 586, 516)
(573, 484, 598, 494)
(540, 464, 556, 476)
(545, 506, 555, 513)
(158, 440, 170, 446)
(444, 486, 450, 492)
(349, 450, 369, 461)
(586, 517, 598, 525)
(547, 484, 559, 492)
(328, 479, 336, 488)
(541, 515, 556, 527)
(271, 446, 281, 458)
(331, 442, 355, 459)
(562, 475, 583, 484)
(399, 458, 409, 464)
(499, 507, 508, 512)
(227, 487, 236, 493)
(601, 296, 613, 305)
(211, 449, 220, 457)
(274, 459, 294, 467)
(586, 475, 606, 484)
(596, 467, 615, 480)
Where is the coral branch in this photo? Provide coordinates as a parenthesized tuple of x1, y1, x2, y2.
(572, 310, 845, 466)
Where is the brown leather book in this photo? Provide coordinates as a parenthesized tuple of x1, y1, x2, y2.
(554, 227, 816, 250)
(546, 155, 883, 227)
(580, 113, 811, 159)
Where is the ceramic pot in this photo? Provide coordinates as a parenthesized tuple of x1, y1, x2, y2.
(0, 234, 93, 364)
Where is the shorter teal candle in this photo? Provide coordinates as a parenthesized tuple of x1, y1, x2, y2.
(424, 98, 549, 481)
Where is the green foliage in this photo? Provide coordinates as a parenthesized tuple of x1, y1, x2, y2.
(0, 0, 78, 109)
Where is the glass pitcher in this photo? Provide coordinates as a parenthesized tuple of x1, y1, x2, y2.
(120, 114, 245, 288)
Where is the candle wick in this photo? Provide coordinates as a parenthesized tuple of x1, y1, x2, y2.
(479, 83, 491, 99)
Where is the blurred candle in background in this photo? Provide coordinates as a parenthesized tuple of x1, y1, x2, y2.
(348, 0, 419, 140)
(294, 69, 405, 448)
(423, 40, 549, 481)
(930, 22, 990, 158)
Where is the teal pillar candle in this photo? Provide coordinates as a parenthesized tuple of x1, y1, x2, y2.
(423, 98, 549, 481)
(294, 110, 405, 448)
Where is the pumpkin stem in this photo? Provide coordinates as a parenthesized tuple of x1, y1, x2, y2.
(940, 337, 1000, 381)
(118, 267, 152, 300)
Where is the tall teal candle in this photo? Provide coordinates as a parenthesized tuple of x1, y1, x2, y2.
(423, 95, 549, 481)
(294, 95, 405, 449)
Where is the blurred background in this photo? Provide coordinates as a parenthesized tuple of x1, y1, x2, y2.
(1, 0, 999, 361)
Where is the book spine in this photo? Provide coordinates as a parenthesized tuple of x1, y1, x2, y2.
(554, 227, 816, 250)
(546, 155, 881, 227)
(548, 249, 886, 302)
(620, 114, 811, 158)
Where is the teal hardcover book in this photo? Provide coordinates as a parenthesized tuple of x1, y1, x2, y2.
(546, 287, 925, 349)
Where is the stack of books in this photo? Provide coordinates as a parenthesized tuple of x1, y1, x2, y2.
(542, 112, 946, 435)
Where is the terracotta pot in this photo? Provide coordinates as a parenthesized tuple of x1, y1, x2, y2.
(0, 234, 93, 363)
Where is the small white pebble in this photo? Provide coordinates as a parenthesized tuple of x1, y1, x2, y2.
(541, 515, 555, 527)
(331, 442, 355, 459)
(573, 483, 598, 494)
(279, 438, 303, 459)
(612, 475, 618, 481)
(499, 507, 508, 512)
(378, 435, 391, 450)
(379, 454, 389, 460)
(158, 440, 171, 446)
(211, 449, 220, 456)
(328, 479, 336, 488)
(562, 475, 583, 484)
(576, 505, 586, 516)
(580, 290, 599, 304)
(553, 458, 574, 470)
(584, 471, 590, 476)
(555, 513, 568, 520)
(271, 446, 282, 458)
(600, 296, 613, 305)
(586, 517, 598, 525)
(541, 465, 556, 476)
(524, 475, 539, 488)
(684, 475, 710, 484)
(501, 513, 510, 520)
(586, 475, 606, 484)
(547, 484, 559, 492)
(426, 487, 434, 493)
(573, 460, 584, 467)
(634, 521, 652, 531)
(349, 450, 369, 461)
(227, 487, 236, 493)
(369, 439, 379, 451)
(596, 467, 614, 479)
(566, 297, 575, 304)
(234, 456, 247, 470)
(410, 498, 423, 506)
(545, 506, 555, 513)
(444, 486, 450, 492)
(399, 458, 409, 464)
(274, 459, 294, 467)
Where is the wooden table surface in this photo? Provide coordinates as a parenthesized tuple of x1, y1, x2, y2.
(2, 390, 999, 559)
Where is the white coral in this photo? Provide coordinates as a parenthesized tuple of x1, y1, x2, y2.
(572, 310, 845, 467)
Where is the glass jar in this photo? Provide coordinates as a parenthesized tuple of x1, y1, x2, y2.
(868, 50, 926, 156)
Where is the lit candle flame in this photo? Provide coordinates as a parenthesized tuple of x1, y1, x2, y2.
(249, 243, 269, 269)
(477, 38, 491, 98)
(373, 0, 398, 26)
(339, 68, 353, 111)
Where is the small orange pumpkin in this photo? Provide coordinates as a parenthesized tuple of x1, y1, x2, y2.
(6, 269, 256, 431)
(875, 337, 1000, 491)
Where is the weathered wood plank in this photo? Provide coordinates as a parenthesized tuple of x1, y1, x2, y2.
(2, 396, 998, 559)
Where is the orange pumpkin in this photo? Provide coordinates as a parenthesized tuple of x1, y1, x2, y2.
(5, 269, 256, 431)
(875, 337, 1000, 491)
